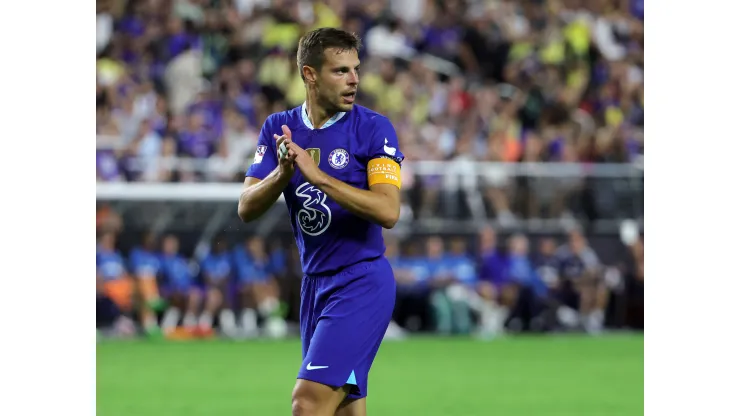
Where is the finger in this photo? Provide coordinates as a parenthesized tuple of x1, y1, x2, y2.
(278, 142, 288, 160)
(281, 124, 292, 139)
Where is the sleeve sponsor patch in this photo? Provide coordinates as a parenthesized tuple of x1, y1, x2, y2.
(367, 157, 402, 189)
(253, 145, 267, 163)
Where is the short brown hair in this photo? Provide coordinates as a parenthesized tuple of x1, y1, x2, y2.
(297, 28, 361, 81)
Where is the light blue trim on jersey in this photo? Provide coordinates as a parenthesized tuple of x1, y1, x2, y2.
(301, 102, 347, 130)
(346, 370, 357, 385)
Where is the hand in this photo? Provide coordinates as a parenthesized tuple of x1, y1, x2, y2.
(286, 141, 326, 186)
(273, 124, 297, 179)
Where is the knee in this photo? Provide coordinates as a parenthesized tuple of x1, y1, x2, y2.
(291, 383, 320, 416)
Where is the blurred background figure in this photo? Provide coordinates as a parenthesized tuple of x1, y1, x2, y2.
(96, 231, 136, 338)
(476, 226, 514, 336)
(425, 236, 473, 335)
(383, 235, 410, 339)
(233, 236, 287, 338)
(198, 234, 238, 338)
(503, 234, 548, 332)
(159, 234, 203, 338)
(128, 231, 166, 337)
(554, 229, 607, 334)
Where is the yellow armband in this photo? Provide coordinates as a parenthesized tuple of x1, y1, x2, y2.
(367, 158, 402, 189)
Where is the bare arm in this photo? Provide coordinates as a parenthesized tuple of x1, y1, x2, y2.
(316, 175, 401, 229)
(238, 128, 296, 222)
(237, 171, 291, 223)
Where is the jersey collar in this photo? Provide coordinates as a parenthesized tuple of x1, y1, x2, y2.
(300, 101, 347, 130)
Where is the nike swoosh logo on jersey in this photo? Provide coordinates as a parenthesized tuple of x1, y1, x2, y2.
(383, 138, 396, 156)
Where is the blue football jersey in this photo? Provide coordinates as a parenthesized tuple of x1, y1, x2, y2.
(246, 103, 405, 276)
(200, 252, 232, 282)
(445, 254, 478, 285)
(96, 248, 127, 281)
(160, 254, 193, 289)
(129, 247, 161, 278)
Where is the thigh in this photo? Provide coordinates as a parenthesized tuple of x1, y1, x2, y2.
(298, 259, 396, 400)
(335, 397, 366, 416)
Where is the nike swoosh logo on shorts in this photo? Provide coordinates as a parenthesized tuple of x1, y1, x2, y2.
(306, 362, 329, 370)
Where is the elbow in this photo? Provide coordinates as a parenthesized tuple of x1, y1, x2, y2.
(379, 210, 400, 229)
(237, 200, 255, 223)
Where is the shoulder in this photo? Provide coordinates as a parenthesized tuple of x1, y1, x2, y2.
(263, 105, 303, 130)
(351, 105, 393, 130)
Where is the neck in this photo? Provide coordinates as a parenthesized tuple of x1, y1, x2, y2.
(305, 89, 336, 129)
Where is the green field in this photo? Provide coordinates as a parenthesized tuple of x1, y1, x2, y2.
(97, 334, 643, 416)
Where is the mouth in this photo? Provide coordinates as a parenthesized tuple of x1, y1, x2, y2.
(341, 91, 356, 104)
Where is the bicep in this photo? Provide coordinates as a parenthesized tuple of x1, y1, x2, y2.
(369, 183, 400, 208)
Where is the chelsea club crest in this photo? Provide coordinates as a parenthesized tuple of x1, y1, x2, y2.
(328, 148, 350, 169)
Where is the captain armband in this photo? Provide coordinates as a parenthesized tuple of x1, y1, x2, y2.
(367, 157, 402, 189)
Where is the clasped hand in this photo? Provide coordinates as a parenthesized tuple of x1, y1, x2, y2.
(273, 124, 325, 186)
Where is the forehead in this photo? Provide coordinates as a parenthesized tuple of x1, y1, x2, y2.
(321, 47, 360, 68)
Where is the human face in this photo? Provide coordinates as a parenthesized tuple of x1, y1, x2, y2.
(314, 47, 360, 113)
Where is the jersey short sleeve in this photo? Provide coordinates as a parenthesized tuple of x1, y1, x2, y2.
(245, 115, 277, 180)
(366, 115, 404, 189)
(367, 115, 404, 164)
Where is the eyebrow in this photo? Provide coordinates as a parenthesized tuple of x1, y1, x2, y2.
(332, 64, 361, 71)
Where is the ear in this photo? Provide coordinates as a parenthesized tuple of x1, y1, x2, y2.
(302, 65, 318, 83)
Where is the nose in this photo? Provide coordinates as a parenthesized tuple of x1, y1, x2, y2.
(348, 70, 359, 86)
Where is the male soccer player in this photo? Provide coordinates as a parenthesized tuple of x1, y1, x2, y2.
(159, 234, 203, 336)
(238, 28, 403, 416)
(198, 235, 238, 337)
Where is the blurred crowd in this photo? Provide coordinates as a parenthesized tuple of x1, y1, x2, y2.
(96, 207, 644, 340)
(96, 0, 644, 185)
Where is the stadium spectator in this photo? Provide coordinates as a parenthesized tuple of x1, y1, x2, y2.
(128, 231, 166, 337)
(389, 237, 433, 332)
(554, 229, 607, 333)
(425, 236, 472, 335)
(232, 236, 287, 338)
(96, 231, 134, 316)
(96, 287, 136, 339)
(503, 234, 548, 332)
(446, 236, 507, 337)
(159, 234, 203, 337)
(198, 235, 238, 337)
(381, 236, 410, 339)
(476, 226, 516, 323)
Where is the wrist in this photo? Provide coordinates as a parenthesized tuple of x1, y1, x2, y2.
(275, 167, 294, 184)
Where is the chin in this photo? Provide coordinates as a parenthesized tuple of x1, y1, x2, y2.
(337, 102, 354, 112)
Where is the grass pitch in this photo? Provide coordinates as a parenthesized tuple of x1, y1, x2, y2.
(97, 334, 643, 416)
